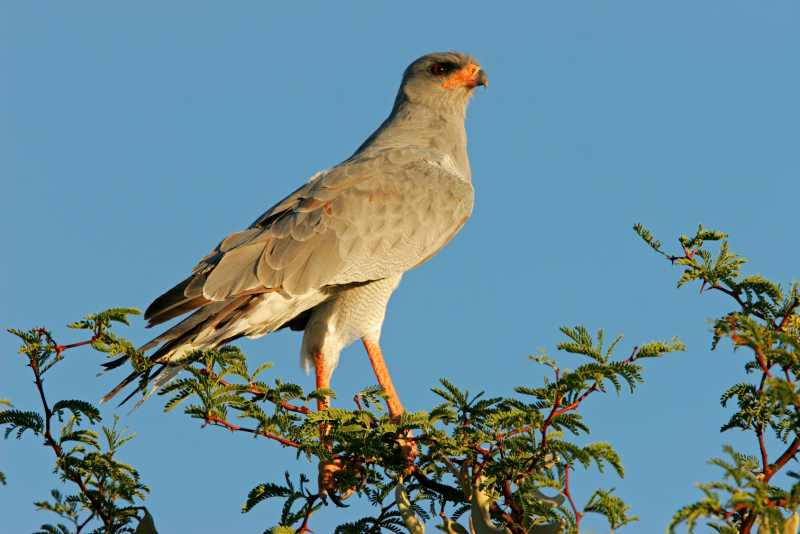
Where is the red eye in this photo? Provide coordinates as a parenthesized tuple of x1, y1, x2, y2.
(430, 63, 448, 76)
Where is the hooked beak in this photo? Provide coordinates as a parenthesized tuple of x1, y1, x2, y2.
(442, 63, 489, 90)
(475, 68, 488, 88)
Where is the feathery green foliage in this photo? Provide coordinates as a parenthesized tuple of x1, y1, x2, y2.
(636, 224, 800, 533)
(8, 224, 743, 532)
(6, 303, 682, 532)
(143, 322, 681, 533)
(3, 312, 153, 534)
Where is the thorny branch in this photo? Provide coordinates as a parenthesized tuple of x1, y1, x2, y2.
(30, 329, 115, 531)
(657, 230, 800, 533)
(199, 367, 311, 414)
(563, 465, 582, 532)
(204, 414, 302, 448)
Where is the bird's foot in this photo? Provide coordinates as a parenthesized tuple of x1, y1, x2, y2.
(397, 430, 418, 475)
(317, 457, 363, 506)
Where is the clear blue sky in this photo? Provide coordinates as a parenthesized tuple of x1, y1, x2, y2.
(2, 2, 798, 532)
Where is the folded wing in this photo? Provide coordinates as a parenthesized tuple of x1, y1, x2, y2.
(145, 148, 474, 327)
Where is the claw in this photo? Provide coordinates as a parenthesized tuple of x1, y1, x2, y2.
(398, 430, 418, 474)
(318, 457, 361, 506)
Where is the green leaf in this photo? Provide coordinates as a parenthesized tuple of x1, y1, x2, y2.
(242, 482, 292, 513)
(0, 409, 44, 438)
(633, 223, 667, 256)
(51, 399, 101, 425)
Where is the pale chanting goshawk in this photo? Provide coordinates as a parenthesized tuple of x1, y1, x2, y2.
(102, 51, 487, 417)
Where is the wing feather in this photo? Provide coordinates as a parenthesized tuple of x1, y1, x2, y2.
(144, 148, 473, 323)
(203, 242, 265, 300)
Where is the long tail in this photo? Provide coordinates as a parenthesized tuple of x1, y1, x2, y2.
(99, 291, 326, 407)
(99, 297, 248, 406)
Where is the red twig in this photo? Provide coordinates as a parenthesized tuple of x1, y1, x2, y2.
(554, 383, 600, 415)
(757, 427, 769, 476)
(765, 437, 800, 483)
(205, 414, 301, 448)
(529, 348, 639, 447)
(538, 369, 562, 448)
(488, 501, 522, 532)
(278, 400, 311, 415)
(36, 328, 98, 357)
(28, 334, 113, 531)
(59, 338, 98, 352)
(200, 369, 312, 414)
(295, 494, 319, 533)
(564, 464, 582, 531)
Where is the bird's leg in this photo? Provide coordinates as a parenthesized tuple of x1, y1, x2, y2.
(313, 352, 357, 502)
(362, 339, 405, 417)
(361, 338, 417, 471)
(312, 351, 334, 445)
(313, 351, 333, 412)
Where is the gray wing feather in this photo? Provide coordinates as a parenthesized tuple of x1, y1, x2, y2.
(145, 148, 473, 324)
(204, 243, 263, 300)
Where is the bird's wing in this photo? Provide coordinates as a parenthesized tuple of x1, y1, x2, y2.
(145, 147, 474, 326)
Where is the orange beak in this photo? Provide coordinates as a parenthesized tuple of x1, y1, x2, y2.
(442, 63, 488, 90)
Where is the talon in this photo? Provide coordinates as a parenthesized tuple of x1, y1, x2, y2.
(328, 491, 350, 508)
(398, 430, 418, 474)
(318, 457, 361, 505)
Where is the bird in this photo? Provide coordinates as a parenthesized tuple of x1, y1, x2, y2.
(101, 51, 487, 418)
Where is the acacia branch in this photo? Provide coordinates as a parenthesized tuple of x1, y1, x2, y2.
(200, 368, 312, 414)
(75, 512, 95, 533)
(563, 464, 582, 532)
(711, 284, 771, 324)
(37, 328, 98, 357)
(765, 436, 800, 482)
(204, 414, 302, 448)
(30, 331, 114, 532)
(295, 494, 319, 534)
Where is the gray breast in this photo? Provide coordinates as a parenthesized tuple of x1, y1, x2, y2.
(299, 274, 403, 372)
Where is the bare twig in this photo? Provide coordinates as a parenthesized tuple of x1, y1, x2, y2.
(563, 464, 582, 532)
(295, 494, 319, 534)
(204, 414, 301, 448)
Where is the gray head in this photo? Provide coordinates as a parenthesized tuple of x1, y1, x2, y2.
(394, 51, 488, 113)
(350, 51, 487, 158)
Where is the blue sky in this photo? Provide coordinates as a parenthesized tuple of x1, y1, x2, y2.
(1, 2, 798, 532)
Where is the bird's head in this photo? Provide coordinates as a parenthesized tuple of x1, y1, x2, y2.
(397, 51, 487, 112)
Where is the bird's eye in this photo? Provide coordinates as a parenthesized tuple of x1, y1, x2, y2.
(429, 62, 455, 76)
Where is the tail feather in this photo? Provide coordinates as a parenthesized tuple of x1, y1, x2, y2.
(100, 297, 251, 406)
(144, 276, 210, 326)
(128, 366, 180, 411)
(99, 290, 327, 408)
(140, 300, 231, 352)
(100, 369, 140, 404)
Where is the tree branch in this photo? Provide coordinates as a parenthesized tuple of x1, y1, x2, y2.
(30, 330, 114, 531)
(204, 414, 301, 448)
(563, 464, 582, 532)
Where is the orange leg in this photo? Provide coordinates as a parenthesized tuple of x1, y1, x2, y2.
(362, 339, 405, 417)
(362, 338, 417, 472)
(313, 351, 333, 411)
(313, 352, 358, 501)
(312, 351, 334, 448)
